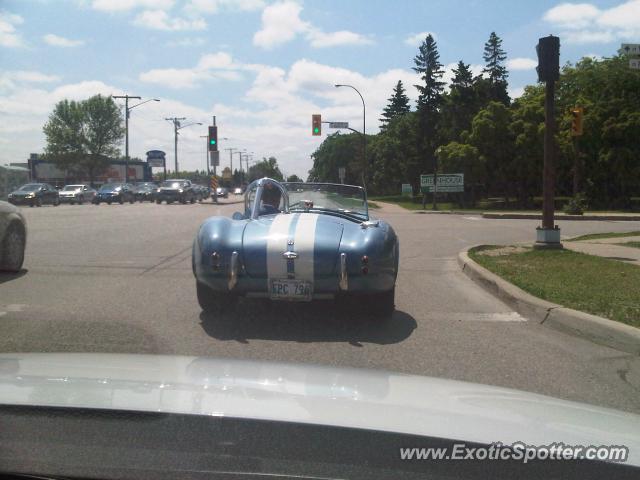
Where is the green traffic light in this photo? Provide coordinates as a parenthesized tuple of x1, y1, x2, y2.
(313, 127, 319, 133)
(210, 139, 216, 145)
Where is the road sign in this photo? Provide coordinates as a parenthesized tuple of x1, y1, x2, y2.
(401, 184, 412, 196)
(630, 58, 640, 70)
(420, 174, 464, 193)
(146, 150, 166, 168)
(621, 43, 640, 56)
(210, 151, 220, 167)
(210, 176, 218, 189)
(329, 122, 349, 129)
(338, 167, 346, 184)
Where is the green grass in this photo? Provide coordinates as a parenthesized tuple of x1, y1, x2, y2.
(618, 241, 640, 249)
(469, 246, 640, 328)
(567, 231, 640, 242)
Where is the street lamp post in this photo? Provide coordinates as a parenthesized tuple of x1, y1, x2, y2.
(165, 118, 202, 174)
(112, 96, 160, 183)
(335, 84, 366, 188)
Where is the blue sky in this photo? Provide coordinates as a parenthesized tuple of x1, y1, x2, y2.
(1, 0, 637, 177)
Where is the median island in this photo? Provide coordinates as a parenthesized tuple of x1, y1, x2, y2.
(469, 245, 640, 328)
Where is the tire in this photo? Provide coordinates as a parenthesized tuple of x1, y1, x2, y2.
(94, 200, 100, 205)
(196, 281, 237, 314)
(70, 201, 75, 205)
(119, 198, 124, 205)
(53, 197, 60, 206)
(78, 196, 84, 205)
(0, 223, 25, 272)
(190, 197, 195, 204)
(156, 199, 161, 204)
(180, 198, 186, 204)
(107, 201, 112, 205)
(366, 288, 395, 318)
(129, 197, 134, 204)
(35, 198, 42, 207)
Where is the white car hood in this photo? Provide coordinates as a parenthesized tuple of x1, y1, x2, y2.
(1, 353, 639, 465)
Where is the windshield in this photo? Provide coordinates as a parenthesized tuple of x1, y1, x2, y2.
(99, 184, 120, 192)
(63, 185, 83, 191)
(18, 184, 41, 192)
(286, 183, 367, 218)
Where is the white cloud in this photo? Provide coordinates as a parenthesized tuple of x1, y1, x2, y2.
(253, 1, 309, 49)
(307, 29, 373, 48)
(543, 1, 640, 44)
(133, 9, 207, 31)
(139, 51, 243, 88)
(1, 70, 60, 84)
(91, 0, 175, 12)
(506, 57, 537, 71)
(0, 11, 24, 47)
(43, 33, 85, 47)
(253, 1, 372, 49)
(509, 86, 525, 99)
(404, 31, 436, 46)
(184, 0, 265, 14)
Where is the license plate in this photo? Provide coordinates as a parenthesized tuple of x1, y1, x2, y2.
(270, 279, 313, 301)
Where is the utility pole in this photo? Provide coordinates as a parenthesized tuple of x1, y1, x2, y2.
(224, 147, 237, 184)
(199, 135, 210, 176)
(165, 117, 201, 175)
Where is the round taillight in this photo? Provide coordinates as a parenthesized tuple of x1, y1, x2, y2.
(361, 255, 369, 265)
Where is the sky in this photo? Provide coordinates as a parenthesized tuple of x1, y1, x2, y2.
(1, 0, 638, 178)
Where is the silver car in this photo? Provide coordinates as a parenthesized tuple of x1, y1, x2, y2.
(58, 184, 97, 205)
(0, 200, 26, 272)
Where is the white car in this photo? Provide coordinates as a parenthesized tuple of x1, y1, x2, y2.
(58, 184, 96, 204)
(0, 200, 26, 272)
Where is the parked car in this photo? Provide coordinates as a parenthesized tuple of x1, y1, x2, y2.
(194, 184, 210, 201)
(156, 179, 196, 204)
(58, 184, 96, 204)
(216, 187, 229, 198)
(92, 183, 135, 205)
(193, 178, 399, 316)
(133, 183, 156, 202)
(233, 187, 243, 195)
(7, 183, 60, 207)
(0, 200, 26, 272)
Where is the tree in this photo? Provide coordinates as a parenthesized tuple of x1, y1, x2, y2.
(413, 33, 445, 205)
(439, 61, 479, 141)
(482, 32, 509, 105)
(286, 174, 302, 182)
(379, 80, 411, 130)
(247, 157, 283, 182)
(308, 132, 361, 184)
(436, 141, 484, 205)
(43, 94, 124, 186)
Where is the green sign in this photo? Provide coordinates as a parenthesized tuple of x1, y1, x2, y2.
(401, 184, 412, 196)
(420, 174, 464, 193)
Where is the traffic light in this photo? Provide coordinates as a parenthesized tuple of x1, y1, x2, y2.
(312, 114, 321, 136)
(571, 107, 584, 136)
(208, 126, 218, 151)
(536, 35, 560, 83)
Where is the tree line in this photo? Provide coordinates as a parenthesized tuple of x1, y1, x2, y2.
(308, 33, 640, 209)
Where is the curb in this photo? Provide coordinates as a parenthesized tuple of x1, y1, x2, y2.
(458, 247, 640, 355)
(482, 213, 640, 221)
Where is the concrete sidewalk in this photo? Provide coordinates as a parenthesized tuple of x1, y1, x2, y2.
(563, 236, 640, 266)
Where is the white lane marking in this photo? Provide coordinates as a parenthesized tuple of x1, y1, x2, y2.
(460, 312, 526, 322)
(266, 214, 296, 281)
(463, 216, 481, 221)
(293, 213, 319, 282)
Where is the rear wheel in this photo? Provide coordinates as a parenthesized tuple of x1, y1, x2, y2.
(53, 197, 60, 206)
(156, 199, 162, 204)
(35, 198, 42, 207)
(119, 198, 124, 205)
(78, 196, 84, 205)
(0, 224, 25, 272)
(196, 281, 237, 314)
(107, 200, 112, 205)
(129, 197, 134, 204)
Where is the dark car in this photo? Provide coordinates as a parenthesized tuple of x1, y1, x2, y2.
(0, 200, 26, 272)
(7, 183, 60, 207)
(134, 183, 157, 202)
(156, 179, 196, 204)
(92, 183, 135, 205)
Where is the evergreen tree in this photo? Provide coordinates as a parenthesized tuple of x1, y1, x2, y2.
(413, 34, 445, 205)
(380, 80, 411, 129)
(482, 32, 509, 104)
(439, 61, 478, 140)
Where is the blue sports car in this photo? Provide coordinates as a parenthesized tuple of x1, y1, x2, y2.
(192, 178, 399, 317)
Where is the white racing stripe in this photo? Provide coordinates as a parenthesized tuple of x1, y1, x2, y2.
(266, 214, 296, 281)
(293, 213, 319, 282)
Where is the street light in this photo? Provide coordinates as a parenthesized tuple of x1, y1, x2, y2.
(334, 84, 366, 188)
(112, 95, 160, 183)
(165, 118, 202, 173)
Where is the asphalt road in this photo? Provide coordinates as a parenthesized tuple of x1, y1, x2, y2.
(2, 199, 640, 414)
